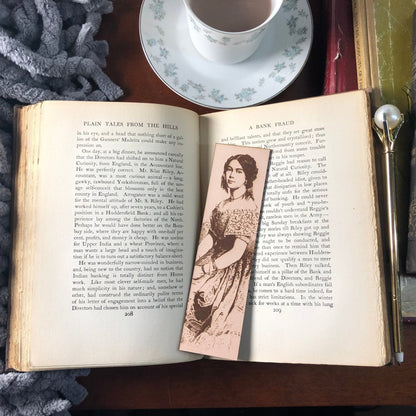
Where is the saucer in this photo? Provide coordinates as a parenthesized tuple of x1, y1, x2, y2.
(139, 0, 312, 110)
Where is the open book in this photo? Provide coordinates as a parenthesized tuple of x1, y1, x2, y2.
(8, 90, 391, 371)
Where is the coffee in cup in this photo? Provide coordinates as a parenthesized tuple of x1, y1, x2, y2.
(189, 0, 273, 32)
(183, 0, 283, 64)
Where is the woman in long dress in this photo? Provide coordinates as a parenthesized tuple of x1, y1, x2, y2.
(182, 153, 259, 357)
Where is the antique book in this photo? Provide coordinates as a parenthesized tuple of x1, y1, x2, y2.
(7, 90, 391, 371)
(352, 0, 416, 323)
(407, 9, 416, 276)
(403, 10, 416, 323)
(322, 0, 357, 95)
(352, 0, 413, 110)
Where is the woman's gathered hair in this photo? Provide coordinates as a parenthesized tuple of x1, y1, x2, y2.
(221, 154, 258, 199)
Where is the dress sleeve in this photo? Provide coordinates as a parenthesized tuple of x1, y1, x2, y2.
(224, 209, 259, 244)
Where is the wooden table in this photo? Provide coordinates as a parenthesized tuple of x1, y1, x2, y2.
(78, 326, 416, 409)
(76, 0, 416, 409)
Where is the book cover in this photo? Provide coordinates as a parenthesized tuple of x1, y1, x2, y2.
(353, 0, 415, 321)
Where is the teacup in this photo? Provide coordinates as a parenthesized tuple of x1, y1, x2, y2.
(183, 0, 283, 65)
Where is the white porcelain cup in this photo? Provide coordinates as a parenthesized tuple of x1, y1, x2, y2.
(183, 0, 283, 65)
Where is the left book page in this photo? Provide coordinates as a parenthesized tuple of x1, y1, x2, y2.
(8, 101, 201, 371)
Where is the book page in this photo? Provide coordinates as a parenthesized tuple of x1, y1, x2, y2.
(199, 90, 391, 366)
(26, 101, 201, 369)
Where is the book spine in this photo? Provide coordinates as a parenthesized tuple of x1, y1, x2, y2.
(406, 10, 416, 275)
(323, 0, 357, 94)
(351, 0, 370, 90)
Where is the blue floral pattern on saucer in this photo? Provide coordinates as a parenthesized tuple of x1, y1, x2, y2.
(139, 0, 312, 109)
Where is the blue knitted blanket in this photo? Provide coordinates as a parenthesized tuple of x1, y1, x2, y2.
(0, 0, 123, 414)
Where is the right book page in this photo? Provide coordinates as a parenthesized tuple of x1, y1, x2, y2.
(199, 90, 391, 366)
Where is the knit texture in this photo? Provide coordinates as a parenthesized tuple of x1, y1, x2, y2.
(0, 0, 123, 414)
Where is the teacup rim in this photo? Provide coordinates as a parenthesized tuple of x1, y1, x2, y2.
(182, 0, 283, 36)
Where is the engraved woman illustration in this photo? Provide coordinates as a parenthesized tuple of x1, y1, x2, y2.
(181, 154, 259, 357)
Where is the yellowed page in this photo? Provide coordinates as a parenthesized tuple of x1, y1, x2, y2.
(27, 101, 201, 369)
(200, 90, 391, 366)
